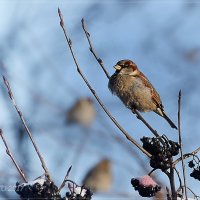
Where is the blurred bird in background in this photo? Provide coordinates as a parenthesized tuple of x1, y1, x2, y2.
(66, 97, 96, 127)
(82, 159, 112, 193)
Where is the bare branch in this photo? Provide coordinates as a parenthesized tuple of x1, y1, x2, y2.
(187, 187, 200, 199)
(3, 76, 51, 181)
(58, 165, 72, 192)
(0, 129, 27, 182)
(81, 18, 110, 79)
(178, 186, 200, 200)
(168, 166, 177, 200)
(174, 167, 184, 198)
(132, 109, 161, 138)
(148, 168, 157, 176)
(173, 147, 200, 166)
(178, 90, 188, 200)
(58, 8, 151, 158)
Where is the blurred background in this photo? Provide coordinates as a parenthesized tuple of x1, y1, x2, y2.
(0, 0, 200, 199)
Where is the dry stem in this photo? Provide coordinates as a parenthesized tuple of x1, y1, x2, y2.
(81, 18, 110, 79)
(187, 187, 200, 199)
(58, 165, 72, 192)
(3, 76, 51, 181)
(0, 129, 27, 182)
(174, 168, 184, 198)
(178, 90, 188, 200)
(173, 147, 200, 166)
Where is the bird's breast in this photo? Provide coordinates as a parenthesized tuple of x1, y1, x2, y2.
(108, 74, 156, 111)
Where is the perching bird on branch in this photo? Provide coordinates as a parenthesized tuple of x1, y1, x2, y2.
(108, 59, 177, 129)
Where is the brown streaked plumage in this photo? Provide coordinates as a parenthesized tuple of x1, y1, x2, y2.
(82, 159, 112, 192)
(108, 59, 177, 129)
(67, 98, 96, 127)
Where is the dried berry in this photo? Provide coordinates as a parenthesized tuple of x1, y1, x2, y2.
(141, 136, 180, 171)
(188, 160, 195, 168)
(188, 156, 200, 181)
(190, 169, 200, 181)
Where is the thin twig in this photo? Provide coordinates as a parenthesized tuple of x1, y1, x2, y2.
(187, 187, 200, 199)
(82, 18, 162, 139)
(168, 166, 177, 200)
(58, 8, 151, 158)
(0, 129, 27, 182)
(132, 109, 160, 138)
(178, 90, 188, 200)
(178, 186, 200, 200)
(58, 166, 72, 192)
(173, 147, 200, 166)
(148, 168, 157, 176)
(174, 167, 184, 198)
(3, 76, 51, 181)
(81, 18, 110, 79)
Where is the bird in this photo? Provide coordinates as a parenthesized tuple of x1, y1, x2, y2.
(108, 59, 177, 129)
(66, 97, 96, 127)
(82, 159, 112, 192)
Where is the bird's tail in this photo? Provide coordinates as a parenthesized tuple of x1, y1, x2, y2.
(162, 111, 177, 129)
(155, 108, 177, 129)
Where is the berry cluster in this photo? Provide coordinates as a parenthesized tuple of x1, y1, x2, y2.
(188, 158, 200, 181)
(66, 184, 93, 200)
(15, 178, 93, 200)
(131, 175, 161, 197)
(15, 179, 62, 200)
(141, 136, 180, 171)
(66, 188, 92, 200)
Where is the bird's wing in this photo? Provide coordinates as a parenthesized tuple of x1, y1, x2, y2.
(138, 71, 164, 110)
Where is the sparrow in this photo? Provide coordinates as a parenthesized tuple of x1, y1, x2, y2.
(67, 97, 96, 127)
(82, 159, 112, 192)
(108, 59, 177, 129)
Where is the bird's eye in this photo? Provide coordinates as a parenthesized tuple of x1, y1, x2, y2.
(124, 64, 130, 68)
(121, 63, 128, 68)
(124, 62, 131, 68)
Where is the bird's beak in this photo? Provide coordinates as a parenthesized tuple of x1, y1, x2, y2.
(114, 65, 121, 71)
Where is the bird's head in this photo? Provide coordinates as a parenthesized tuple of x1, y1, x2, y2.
(113, 59, 139, 76)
